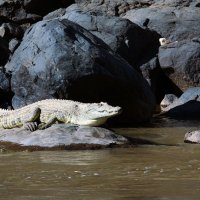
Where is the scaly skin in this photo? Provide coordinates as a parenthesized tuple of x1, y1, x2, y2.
(0, 99, 122, 131)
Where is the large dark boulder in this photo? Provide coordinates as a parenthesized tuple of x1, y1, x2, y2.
(44, 5, 160, 69)
(5, 19, 156, 125)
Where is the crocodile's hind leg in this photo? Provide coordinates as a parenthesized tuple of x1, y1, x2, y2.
(22, 107, 41, 131)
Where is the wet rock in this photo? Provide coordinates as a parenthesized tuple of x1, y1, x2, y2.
(184, 130, 200, 144)
(0, 124, 128, 147)
(5, 19, 156, 125)
(48, 5, 160, 68)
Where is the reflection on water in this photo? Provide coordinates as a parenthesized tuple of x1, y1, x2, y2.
(139, 116, 200, 128)
(1, 118, 200, 200)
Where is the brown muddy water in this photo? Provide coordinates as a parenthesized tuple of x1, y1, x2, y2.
(1, 118, 200, 200)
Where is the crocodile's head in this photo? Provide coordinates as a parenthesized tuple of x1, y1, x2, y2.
(71, 102, 122, 126)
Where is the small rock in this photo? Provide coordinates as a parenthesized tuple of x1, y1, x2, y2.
(9, 38, 19, 53)
(184, 131, 200, 144)
(160, 94, 178, 110)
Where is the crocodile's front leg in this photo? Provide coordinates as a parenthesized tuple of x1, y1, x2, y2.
(23, 122, 39, 132)
(38, 116, 58, 130)
(22, 107, 41, 131)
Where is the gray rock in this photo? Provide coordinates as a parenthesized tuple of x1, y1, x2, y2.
(75, 0, 199, 18)
(124, 2, 200, 41)
(5, 19, 155, 125)
(163, 87, 200, 112)
(75, 0, 154, 16)
(158, 39, 200, 86)
(160, 87, 200, 119)
(0, 124, 128, 147)
(160, 94, 178, 110)
(75, 1, 200, 91)
(184, 130, 200, 144)
(55, 5, 160, 68)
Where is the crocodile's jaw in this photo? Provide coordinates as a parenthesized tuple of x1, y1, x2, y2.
(71, 110, 121, 126)
(75, 118, 108, 126)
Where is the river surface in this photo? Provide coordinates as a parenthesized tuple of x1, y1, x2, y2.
(1, 118, 200, 200)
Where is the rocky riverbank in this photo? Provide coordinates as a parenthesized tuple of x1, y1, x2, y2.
(0, 0, 200, 148)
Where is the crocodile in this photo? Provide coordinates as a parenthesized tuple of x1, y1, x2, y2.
(0, 99, 122, 131)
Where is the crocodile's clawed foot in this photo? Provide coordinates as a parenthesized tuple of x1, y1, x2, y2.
(23, 122, 38, 132)
(38, 117, 58, 130)
(38, 123, 47, 130)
